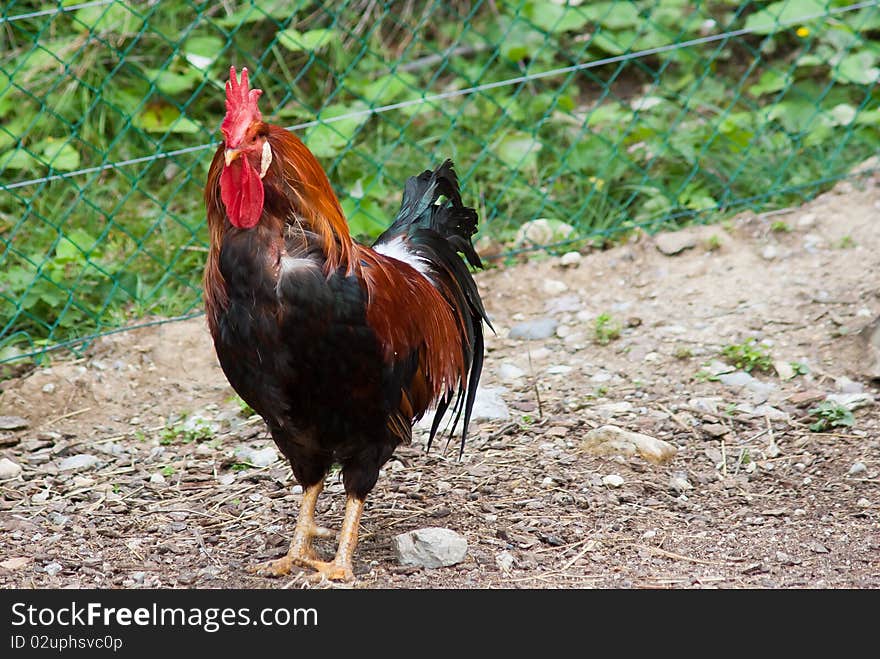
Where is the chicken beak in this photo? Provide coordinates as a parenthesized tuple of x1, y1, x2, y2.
(224, 148, 240, 167)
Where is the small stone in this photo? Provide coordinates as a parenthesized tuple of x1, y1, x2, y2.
(0, 458, 22, 480)
(848, 462, 867, 476)
(58, 454, 99, 471)
(291, 484, 303, 495)
(655, 231, 697, 256)
(542, 279, 568, 295)
(509, 318, 559, 340)
(825, 392, 873, 411)
(774, 361, 795, 380)
(775, 551, 790, 563)
(808, 541, 829, 554)
(469, 386, 510, 422)
(42, 383, 56, 394)
(788, 390, 826, 406)
(766, 438, 781, 458)
(669, 473, 693, 492)
(544, 426, 569, 437)
(0, 416, 28, 430)
(0, 557, 29, 570)
(515, 219, 575, 246)
(150, 473, 166, 485)
(546, 364, 573, 375)
(392, 527, 468, 568)
(581, 425, 677, 464)
(602, 474, 625, 488)
(856, 498, 871, 508)
(595, 401, 634, 417)
(496, 550, 516, 574)
(234, 445, 278, 468)
(131, 571, 146, 584)
(797, 213, 816, 228)
(498, 363, 525, 381)
(701, 423, 729, 438)
(47, 512, 68, 526)
(761, 245, 778, 260)
(559, 251, 582, 267)
(541, 477, 555, 488)
(44, 561, 62, 576)
(835, 376, 863, 394)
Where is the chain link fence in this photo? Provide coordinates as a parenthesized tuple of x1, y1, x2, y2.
(1, 0, 878, 366)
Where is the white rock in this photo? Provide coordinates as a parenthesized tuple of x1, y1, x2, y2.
(826, 392, 873, 411)
(797, 212, 816, 228)
(291, 484, 303, 495)
(393, 527, 468, 568)
(542, 279, 569, 295)
(234, 445, 278, 468)
(496, 550, 516, 574)
(834, 377, 864, 394)
(595, 401, 634, 417)
(515, 219, 575, 246)
(688, 397, 722, 414)
(58, 454, 99, 471)
(218, 473, 236, 486)
(848, 462, 867, 476)
(509, 317, 558, 340)
(590, 370, 612, 383)
(602, 474, 625, 488)
(498, 363, 525, 381)
(669, 473, 693, 492)
(541, 476, 555, 488)
(655, 231, 697, 255)
(546, 364, 573, 375)
(857, 498, 871, 508)
(44, 562, 62, 576)
(42, 383, 56, 394)
(149, 473, 166, 485)
(581, 425, 677, 464)
(559, 251, 582, 267)
(761, 245, 778, 260)
(469, 386, 510, 422)
(774, 361, 795, 380)
(0, 416, 28, 430)
(0, 458, 22, 480)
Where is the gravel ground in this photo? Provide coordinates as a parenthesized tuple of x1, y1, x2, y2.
(1, 173, 878, 589)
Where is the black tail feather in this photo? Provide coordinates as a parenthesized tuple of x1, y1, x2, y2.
(376, 160, 491, 455)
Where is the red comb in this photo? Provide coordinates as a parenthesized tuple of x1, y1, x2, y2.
(221, 66, 263, 146)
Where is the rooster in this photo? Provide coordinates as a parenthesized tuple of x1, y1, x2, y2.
(203, 67, 489, 581)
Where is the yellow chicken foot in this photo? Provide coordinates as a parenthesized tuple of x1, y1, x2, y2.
(252, 481, 335, 577)
(300, 496, 364, 583)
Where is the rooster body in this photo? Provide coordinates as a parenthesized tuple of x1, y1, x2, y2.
(204, 68, 488, 580)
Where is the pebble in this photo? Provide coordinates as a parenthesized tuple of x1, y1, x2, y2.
(835, 376, 863, 394)
(655, 230, 697, 255)
(515, 219, 575, 246)
(717, 370, 776, 401)
(595, 401, 634, 417)
(392, 527, 468, 569)
(0, 416, 28, 430)
(131, 571, 146, 584)
(559, 251, 582, 267)
(0, 457, 22, 480)
(541, 477, 555, 488)
(825, 392, 873, 411)
(542, 279, 568, 295)
(41, 383, 56, 394)
(602, 474, 625, 488)
(761, 245, 778, 260)
(669, 473, 693, 492)
(234, 445, 278, 468)
(701, 423, 729, 438)
(509, 317, 558, 340)
(44, 562, 62, 576)
(495, 550, 516, 574)
(58, 454, 99, 471)
(581, 425, 677, 464)
(291, 484, 303, 495)
(848, 462, 867, 476)
(150, 473, 166, 485)
(546, 364, 573, 375)
(856, 498, 871, 508)
(797, 212, 816, 228)
(774, 361, 795, 380)
(498, 363, 525, 381)
(469, 386, 510, 422)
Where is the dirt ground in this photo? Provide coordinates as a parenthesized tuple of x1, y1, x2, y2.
(1, 172, 878, 589)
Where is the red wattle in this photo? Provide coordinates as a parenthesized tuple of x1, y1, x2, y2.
(219, 157, 264, 229)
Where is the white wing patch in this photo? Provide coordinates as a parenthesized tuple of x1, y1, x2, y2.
(374, 237, 432, 277)
(280, 255, 319, 274)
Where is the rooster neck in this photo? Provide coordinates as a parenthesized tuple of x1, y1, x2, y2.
(264, 126, 356, 275)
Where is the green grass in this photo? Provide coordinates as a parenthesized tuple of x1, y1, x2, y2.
(720, 338, 774, 374)
(2, 0, 880, 361)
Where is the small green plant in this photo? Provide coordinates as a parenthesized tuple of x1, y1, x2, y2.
(837, 235, 856, 249)
(808, 401, 854, 432)
(704, 235, 722, 251)
(720, 339, 773, 373)
(593, 313, 621, 345)
(790, 361, 810, 377)
(230, 462, 251, 472)
(161, 465, 175, 477)
(674, 346, 693, 360)
(229, 394, 256, 418)
(770, 220, 792, 233)
(159, 418, 215, 445)
(694, 368, 720, 382)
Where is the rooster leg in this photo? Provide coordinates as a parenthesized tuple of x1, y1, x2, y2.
(302, 496, 364, 583)
(252, 481, 335, 577)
